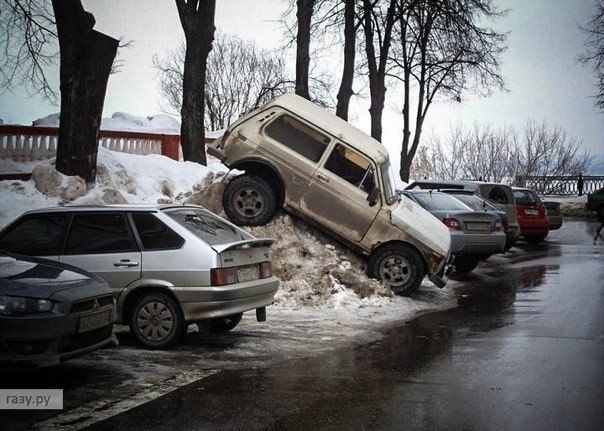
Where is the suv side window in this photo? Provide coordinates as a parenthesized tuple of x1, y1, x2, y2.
(0, 215, 68, 256)
(264, 114, 330, 162)
(325, 144, 376, 193)
(131, 213, 184, 250)
(488, 187, 509, 204)
(65, 213, 136, 254)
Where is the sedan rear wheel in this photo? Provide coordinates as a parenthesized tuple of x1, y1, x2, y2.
(209, 313, 243, 334)
(130, 292, 183, 349)
(453, 255, 479, 274)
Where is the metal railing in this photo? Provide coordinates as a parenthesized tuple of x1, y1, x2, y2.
(520, 175, 604, 195)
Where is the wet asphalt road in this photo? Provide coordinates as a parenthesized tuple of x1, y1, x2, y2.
(86, 219, 604, 431)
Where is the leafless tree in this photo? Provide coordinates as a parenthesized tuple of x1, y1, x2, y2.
(361, 0, 397, 141)
(52, 0, 119, 182)
(175, 0, 216, 165)
(0, 0, 57, 102)
(579, 0, 604, 110)
(391, 0, 507, 182)
(420, 122, 593, 183)
(154, 34, 292, 130)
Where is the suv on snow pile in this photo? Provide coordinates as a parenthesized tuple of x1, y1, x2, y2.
(208, 93, 452, 295)
(0, 205, 279, 349)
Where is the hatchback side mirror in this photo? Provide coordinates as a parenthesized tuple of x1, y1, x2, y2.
(367, 187, 380, 207)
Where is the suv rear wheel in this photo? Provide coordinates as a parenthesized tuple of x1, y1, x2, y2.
(368, 244, 425, 296)
(129, 292, 184, 349)
(223, 174, 278, 226)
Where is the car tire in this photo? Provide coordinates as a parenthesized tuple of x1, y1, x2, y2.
(129, 292, 184, 350)
(223, 174, 278, 226)
(454, 255, 479, 274)
(525, 235, 546, 245)
(209, 313, 243, 334)
(368, 244, 425, 296)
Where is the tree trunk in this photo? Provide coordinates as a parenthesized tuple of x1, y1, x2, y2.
(295, 0, 313, 100)
(336, 0, 356, 120)
(177, 0, 216, 165)
(52, 0, 118, 183)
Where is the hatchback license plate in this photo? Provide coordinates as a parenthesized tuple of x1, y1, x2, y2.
(237, 266, 259, 282)
(78, 310, 111, 333)
(525, 209, 539, 215)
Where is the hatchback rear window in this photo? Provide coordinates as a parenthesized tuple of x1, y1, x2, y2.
(513, 190, 542, 205)
(167, 209, 252, 246)
(411, 193, 472, 211)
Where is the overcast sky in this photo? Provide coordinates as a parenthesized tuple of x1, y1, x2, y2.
(0, 0, 602, 169)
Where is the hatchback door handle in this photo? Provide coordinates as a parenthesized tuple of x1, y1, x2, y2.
(317, 173, 330, 183)
(114, 260, 139, 267)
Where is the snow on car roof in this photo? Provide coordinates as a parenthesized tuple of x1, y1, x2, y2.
(264, 93, 390, 163)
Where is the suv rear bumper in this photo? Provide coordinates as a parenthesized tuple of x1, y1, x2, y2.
(173, 276, 279, 322)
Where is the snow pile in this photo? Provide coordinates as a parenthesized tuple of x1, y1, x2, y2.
(0, 148, 454, 313)
(30, 112, 182, 134)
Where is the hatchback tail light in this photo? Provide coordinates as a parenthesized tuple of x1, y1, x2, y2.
(443, 218, 461, 231)
(493, 219, 504, 232)
(259, 261, 272, 279)
(210, 267, 238, 286)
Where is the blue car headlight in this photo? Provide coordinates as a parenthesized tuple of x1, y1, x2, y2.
(0, 295, 54, 317)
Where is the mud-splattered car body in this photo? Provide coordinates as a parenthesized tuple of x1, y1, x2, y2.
(208, 93, 451, 294)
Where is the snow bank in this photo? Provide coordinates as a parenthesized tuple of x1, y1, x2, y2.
(0, 149, 455, 315)
(541, 194, 590, 217)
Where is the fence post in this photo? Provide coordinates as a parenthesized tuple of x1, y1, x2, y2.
(161, 135, 180, 161)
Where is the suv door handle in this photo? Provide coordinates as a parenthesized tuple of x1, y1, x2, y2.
(114, 260, 139, 267)
(317, 173, 330, 183)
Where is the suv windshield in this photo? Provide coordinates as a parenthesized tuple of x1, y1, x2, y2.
(380, 162, 397, 205)
(167, 208, 252, 245)
(411, 192, 472, 211)
(513, 189, 542, 205)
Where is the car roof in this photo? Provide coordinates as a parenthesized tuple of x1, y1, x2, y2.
(264, 93, 389, 163)
(439, 189, 476, 195)
(409, 179, 512, 189)
(21, 204, 205, 215)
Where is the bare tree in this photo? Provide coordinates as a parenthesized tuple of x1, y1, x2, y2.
(391, 0, 507, 182)
(295, 0, 315, 99)
(52, 0, 118, 183)
(175, 0, 216, 165)
(579, 0, 604, 110)
(0, 0, 57, 101)
(154, 34, 292, 130)
(361, 0, 397, 141)
(335, 0, 362, 120)
(422, 122, 592, 183)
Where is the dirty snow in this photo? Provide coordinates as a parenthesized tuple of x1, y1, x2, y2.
(541, 194, 590, 217)
(0, 147, 455, 315)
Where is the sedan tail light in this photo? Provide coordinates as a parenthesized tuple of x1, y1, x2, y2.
(493, 219, 504, 232)
(443, 218, 461, 231)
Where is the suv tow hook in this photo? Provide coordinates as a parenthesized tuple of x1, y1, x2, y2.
(256, 307, 266, 322)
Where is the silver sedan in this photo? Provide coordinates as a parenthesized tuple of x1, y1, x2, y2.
(403, 191, 506, 273)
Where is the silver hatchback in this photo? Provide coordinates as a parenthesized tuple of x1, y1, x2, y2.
(0, 205, 279, 349)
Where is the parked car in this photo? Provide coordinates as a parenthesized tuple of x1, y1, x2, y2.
(207, 93, 452, 295)
(403, 190, 506, 273)
(405, 179, 521, 244)
(0, 252, 116, 368)
(440, 189, 515, 251)
(512, 187, 550, 244)
(0, 205, 279, 349)
(586, 187, 604, 219)
(543, 201, 563, 230)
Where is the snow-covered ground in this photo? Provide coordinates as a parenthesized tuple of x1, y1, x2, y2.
(541, 194, 590, 217)
(0, 145, 455, 317)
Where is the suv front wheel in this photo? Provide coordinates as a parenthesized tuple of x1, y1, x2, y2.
(368, 244, 425, 296)
(223, 174, 278, 226)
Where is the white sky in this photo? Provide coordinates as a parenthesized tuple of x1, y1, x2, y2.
(0, 0, 602, 169)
